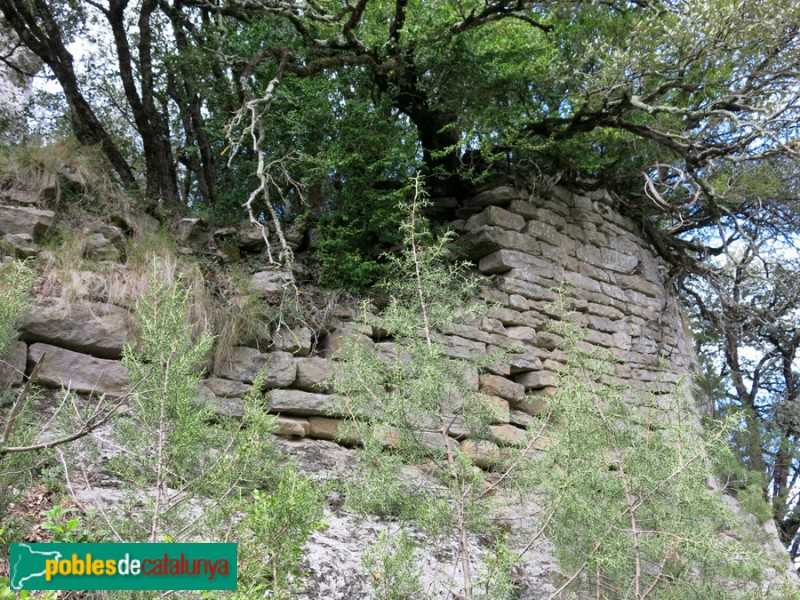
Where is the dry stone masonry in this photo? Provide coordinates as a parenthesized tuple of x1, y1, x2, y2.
(0, 177, 737, 598)
(1, 179, 698, 467)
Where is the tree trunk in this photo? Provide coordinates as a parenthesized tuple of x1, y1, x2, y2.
(107, 0, 180, 205)
(0, 0, 138, 191)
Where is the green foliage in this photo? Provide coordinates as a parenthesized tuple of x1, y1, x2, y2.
(235, 469, 329, 599)
(475, 533, 519, 600)
(530, 319, 790, 599)
(0, 260, 35, 357)
(737, 484, 774, 526)
(363, 529, 425, 600)
(333, 178, 520, 598)
(39, 505, 93, 543)
(0, 260, 50, 541)
(0, 580, 57, 600)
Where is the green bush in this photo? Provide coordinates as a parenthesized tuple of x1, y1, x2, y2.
(0, 260, 35, 357)
(333, 177, 519, 599)
(529, 319, 796, 599)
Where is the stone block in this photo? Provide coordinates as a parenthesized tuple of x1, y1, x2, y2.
(28, 343, 128, 396)
(564, 271, 602, 294)
(507, 199, 540, 219)
(251, 270, 293, 294)
(84, 225, 127, 262)
(203, 377, 252, 398)
(504, 326, 537, 343)
(215, 347, 296, 387)
(441, 335, 486, 360)
(460, 439, 501, 469)
(583, 329, 614, 348)
(458, 365, 480, 390)
(0, 340, 26, 387)
(21, 301, 131, 359)
(478, 316, 506, 335)
(456, 227, 540, 260)
(446, 323, 494, 344)
(496, 277, 557, 303)
(0, 204, 54, 241)
(480, 394, 511, 423)
(507, 349, 544, 374)
(515, 371, 558, 390)
(614, 274, 664, 299)
(507, 294, 530, 311)
(478, 249, 533, 274)
(465, 206, 525, 232)
(308, 416, 361, 445)
(326, 321, 375, 356)
(272, 326, 313, 356)
(487, 306, 526, 326)
(507, 260, 564, 283)
(294, 357, 334, 392)
(2, 233, 38, 258)
(509, 410, 534, 427)
(512, 395, 549, 417)
(489, 424, 527, 447)
(479, 374, 525, 402)
(523, 220, 563, 246)
(587, 302, 624, 320)
(197, 384, 244, 419)
(176, 217, 212, 245)
(267, 389, 335, 416)
(275, 416, 310, 437)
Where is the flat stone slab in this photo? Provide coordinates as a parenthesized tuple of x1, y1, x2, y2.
(21, 301, 131, 359)
(196, 383, 244, 419)
(28, 343, 128, 396)
(0, 204, 54, 240)
(203, 377, 253, 398)
(267, 389, 336, 416)
(0, 340, 27, 387)
(251, 270, 293, 294)
(215, 347, 296, 387)
(515, 371, 559, 390)
(465, 206, 525, 232)
(479, 374, 525, 402)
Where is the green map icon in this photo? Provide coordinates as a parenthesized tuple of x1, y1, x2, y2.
(9, 544, 63, 590)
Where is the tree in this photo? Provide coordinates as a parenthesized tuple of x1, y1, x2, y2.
(4, 0, 798, 229)
(679, 216, 800, 561)
(0, 0, 220, 204)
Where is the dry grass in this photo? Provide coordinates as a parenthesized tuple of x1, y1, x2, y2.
(212, 288, 273, 373)
(0, 138, 127, 213)
(36, 231, 215, 348)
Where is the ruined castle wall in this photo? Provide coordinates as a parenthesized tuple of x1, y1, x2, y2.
(0, 180, 700, 461)
(0, 180, 723, 598)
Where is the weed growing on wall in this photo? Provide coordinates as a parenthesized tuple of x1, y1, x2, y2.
(0, 260, 34, 356)
(79, 260, 328, 597)
(0, 261, 40, 540)
(333, 175, 524, 599)
(530, 318, 799, 599)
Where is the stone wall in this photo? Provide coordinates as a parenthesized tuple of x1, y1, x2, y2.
(3, 178, 782, 597)
(1, 180, 699, 463)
